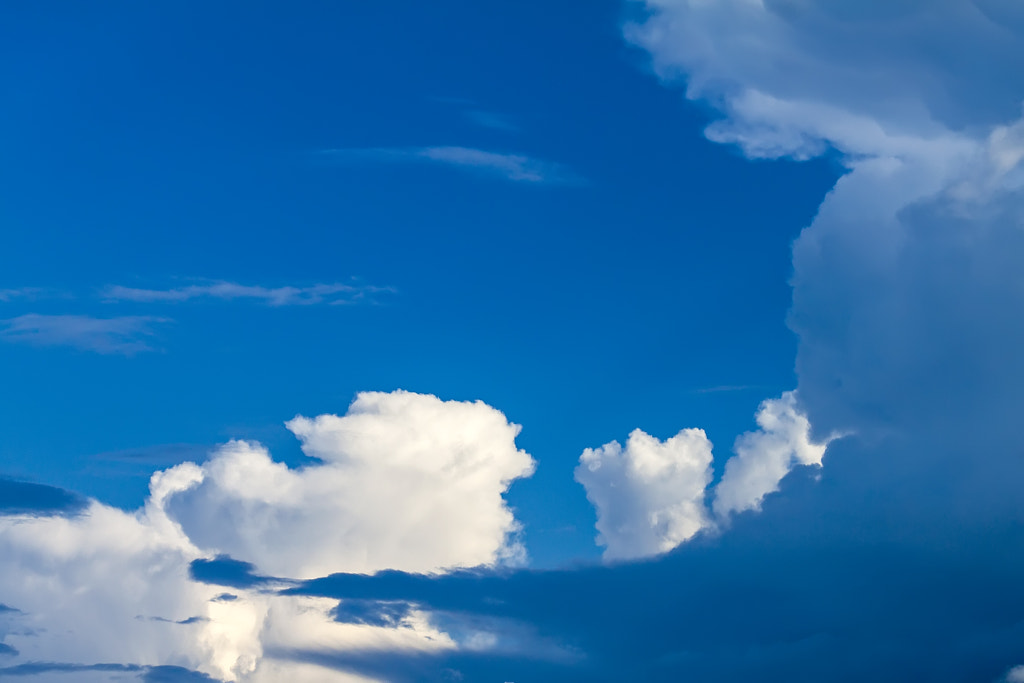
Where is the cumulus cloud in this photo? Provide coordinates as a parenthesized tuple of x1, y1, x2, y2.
(322, 146, 579, 184)
(628, 0, 1024, 499)
(102, 281, 391, 306)
(0, 391, 536, 681)
(576, 392, 829, 560)
(166, 391, 535, 578)
(575, 428, 713, 560)
(712, 392, 830, 520)
(0, 314, 170, 355)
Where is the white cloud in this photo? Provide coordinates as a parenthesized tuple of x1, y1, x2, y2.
(0, 314, 170, 355)
(712, 392, 831, 520)
(102, 281, 391, 306)
(167, 390, 535, 578)
(575, 392, 830, 560)
(323, 146, 578, 184)
(0, 390, 537, 681)
(1006, 665, 1024, 683)
(575, 427, 713, 560)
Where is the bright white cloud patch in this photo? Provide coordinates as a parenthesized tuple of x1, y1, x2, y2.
(575, 427, 714, 560)
(0, 390, 536, 681)
(712, 392, 830, 520)
(576, 393, 829, 560)
(167, 390, 535, 578)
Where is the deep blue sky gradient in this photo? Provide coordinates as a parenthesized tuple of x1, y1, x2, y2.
(0, 0, 839, 565)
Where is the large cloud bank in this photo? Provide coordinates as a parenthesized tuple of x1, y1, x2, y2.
(623, 0, 1024, 519)
(0, 391, 534, 682)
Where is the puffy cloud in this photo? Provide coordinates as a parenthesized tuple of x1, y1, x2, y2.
(712, 392, 830, 520)
(167, 390, 535, 578)
(0, 391, 537, 681)
(575, 392, 830, 560)
(575, 427, 713, 560)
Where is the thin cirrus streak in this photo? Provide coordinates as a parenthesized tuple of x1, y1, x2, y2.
(321, 146, 581, 185)
(0, 287, 57, 302)
(101, 281, 394, 306)
(0, 314, 171, 355)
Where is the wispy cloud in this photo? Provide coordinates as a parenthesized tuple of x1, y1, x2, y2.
(101, 281, 392, 306)
(0, 287, 55, 302)
(0, 314, 170, 355)
(464, 110, 519, 132)
(323, 146, 580, 185)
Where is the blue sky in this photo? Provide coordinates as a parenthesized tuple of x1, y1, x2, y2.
(3, 1, 1024, 682)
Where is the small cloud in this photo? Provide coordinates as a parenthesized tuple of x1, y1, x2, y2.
(0, 643, 17, 657)
(0, 314, 169, 355)
(101, 281, 392, 306)
(322, 146, 580, 185)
